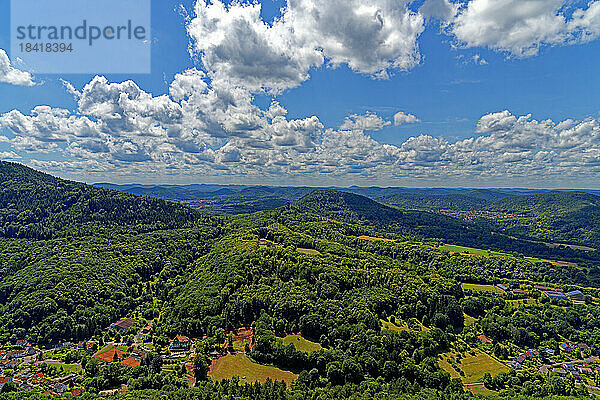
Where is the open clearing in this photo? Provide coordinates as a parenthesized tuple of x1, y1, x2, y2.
(461, 283, 504, 294)
(463, 313, 476, 327)
(440, 244, 510, 257)
(282, 334, 322, 353)
(380, 319, 409, 333)
(438, 349, 508, 384)
(210, 354, 297, 386)
(358, 235, 394, 242)
(296, 248, 321, 255)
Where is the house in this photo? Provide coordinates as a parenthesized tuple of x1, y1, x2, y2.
(52, 383, 69, 394)
(580, 367, 593, 375)
(108, 318, 138, 331)
(543, 291, 569, 300)
(15, 340, 27, 346)
(529, 349, 539, 358)
(140, 323, 152, 335)
(566, 290, 584, 300)
(553, 368, 568, 377)
(546, 348, 556, 356)
(577, 343, 591, 353)
(510, 360, 522, 370)
(559, 343, 572, 353)
(524, 351, 534, 359)
(0, 376, 11, 386)
(515, 356, 526, 364)
(170, 335, 191, 351)
(496, 284, 509, 292)
(477, 334, 492, 343)
(71, 388, 86, 396)
(563, 363, 575, 371)
(54, 342, 74, 351)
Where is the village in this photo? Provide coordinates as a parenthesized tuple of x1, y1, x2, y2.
(0, 316, 264, 397)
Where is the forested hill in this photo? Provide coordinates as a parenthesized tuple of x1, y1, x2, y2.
(0, 161, 206, 239)
(292, 189, 599, 262)
(293, 189, 482, 240)
(294, 189, 405, 223)
(486, 191, 600, 248)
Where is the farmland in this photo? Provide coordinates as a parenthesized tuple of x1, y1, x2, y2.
(209, 354, 298, 386)
(438, 349, 509, 384)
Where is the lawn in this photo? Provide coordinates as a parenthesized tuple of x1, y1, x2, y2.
(296, 248, 321, 255)
(380, 319, 409, 333)
(461, 283, 504, 294)
(43, 363, 82, 374)
(210, 354, 297, 386)
(438, 349, 509, 384)
(282, 335, 322, 353)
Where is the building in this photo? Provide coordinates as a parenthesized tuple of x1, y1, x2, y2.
(107, 318, 138, 331)
(510, 360, 522, 370)
(577, 343, 591, 353)
(141, 322, 152, 335)
(566, 290, 584, 300)
(496, 284, 509, 292)
(553, 368, 568, 377)
(15, 340, 27, 346)
(170, 335, 191, 351)
(543, 291, 569, 300)
(546, 348, 556, 356)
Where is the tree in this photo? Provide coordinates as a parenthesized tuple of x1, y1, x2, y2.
(193, 353, 209, 382)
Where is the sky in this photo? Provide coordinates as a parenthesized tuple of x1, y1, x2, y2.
(0, 0, 599, 188)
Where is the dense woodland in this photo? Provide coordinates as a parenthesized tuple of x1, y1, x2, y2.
(1, 162, 600, 399)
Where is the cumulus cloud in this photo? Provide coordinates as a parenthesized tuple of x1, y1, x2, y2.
(443, 0, 600, 57)
(394, 111, 420, 125)
(340, 113, 391, 131)
(0, 49, 35, 86)
(187, 0, 425, 93)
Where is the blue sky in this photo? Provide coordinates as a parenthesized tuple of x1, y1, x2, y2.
(0, 0, 599, 187)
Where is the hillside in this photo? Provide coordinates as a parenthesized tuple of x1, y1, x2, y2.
(0, 161, 206, 239)
(486, 191, 600, 248)
(293, 189, 599, 262)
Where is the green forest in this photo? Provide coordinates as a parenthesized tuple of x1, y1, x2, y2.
(1, 162, 600, 399)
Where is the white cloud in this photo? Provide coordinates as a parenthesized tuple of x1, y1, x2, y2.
(0, 49, 35, 86)
(187, 0, 425, 93)
(340, 113, 391, 131)
(444, 0, 600, 57)
(394, 111, 420, 125)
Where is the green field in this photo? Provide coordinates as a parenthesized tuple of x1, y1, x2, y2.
(380, 319, 409, 333)
(296, 248, 321, 255)
(463, 313, 476, 327)
(210, 354, 298, 386)
(440, 244, 511, 257)
(438, 349, 509, 384)
(282, 335, 322, 353)
(461, 283, 504, 294)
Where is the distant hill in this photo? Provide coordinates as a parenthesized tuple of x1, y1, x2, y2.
(380, 193, 491, 211)
(486, 191, 600, 248)
(0, 161, 205, 239)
